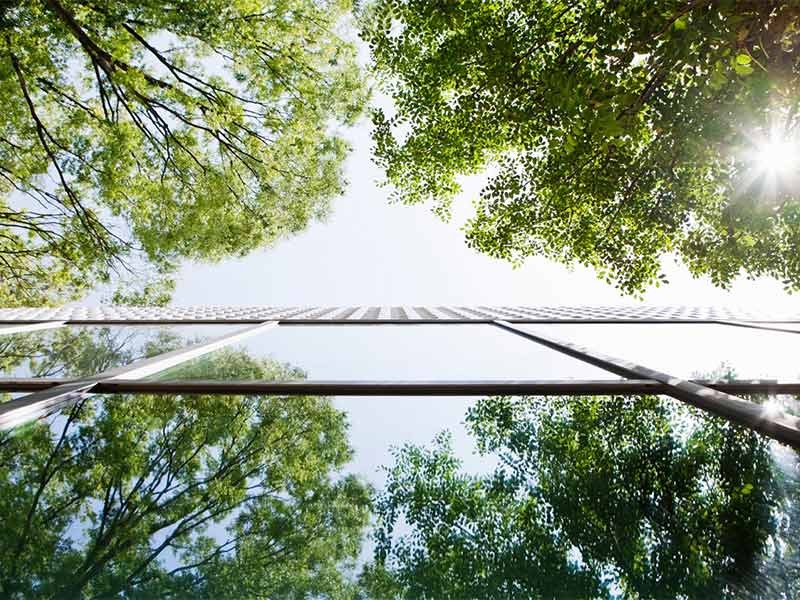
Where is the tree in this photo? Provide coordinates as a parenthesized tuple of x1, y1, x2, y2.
(367, 394, 796, 599)
(362, 432, 606, 600)
(362, 1, 800, 294)
(0, 324, 175, 376)
(0, 330, 371, 598)
(0, 0, 366, 306)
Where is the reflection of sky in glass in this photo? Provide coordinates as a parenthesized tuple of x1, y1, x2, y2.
(0, 325, 799, 594)
(2, 391, 796, 596)
(0, 325, 244, 378)
(522, 323, 800, 381)
(150, 323, 618, 381)
(766, 323, 800, 332)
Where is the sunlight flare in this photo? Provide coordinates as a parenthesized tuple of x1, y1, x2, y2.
(737, 121, 800, 201)
(751, 134, 800, 179)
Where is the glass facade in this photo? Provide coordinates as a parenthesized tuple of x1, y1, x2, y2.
(151, 324, 617, 381)
(522, 323, 800, 380)
(0, 324, 245, 378)
(0, 308, 798, 598)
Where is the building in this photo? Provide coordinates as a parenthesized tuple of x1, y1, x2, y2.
(1, 305, 799, 448)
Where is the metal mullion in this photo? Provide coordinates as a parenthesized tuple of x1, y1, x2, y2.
(0, 321, 65, 336)
(492, 320, 800, 448)
(715, 320, 800, 335)
(94, 379, 664, 395)
(4, 317, 798, 325)
(0, 378, 69, 391)
(3, 377, 800, 395)
(0, 321, 278, 430)
(0, 381, 96, 428)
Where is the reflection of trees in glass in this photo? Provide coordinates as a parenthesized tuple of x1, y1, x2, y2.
(0, 326, 185, 379)
(0, 0, 366, 306)
(0, 340, 370, 598)
(152, 344, 305, 382)
(365, 395, 799, 599)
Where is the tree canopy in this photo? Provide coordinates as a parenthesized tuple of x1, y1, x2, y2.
(365, 394, 799, 599)
(0, 328, 371, 598)
(362, 0, 800, 294)
(0, 0, 366, 306)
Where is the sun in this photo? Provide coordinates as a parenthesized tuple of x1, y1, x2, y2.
(737, 121, 800, 199)
(752, 135, 800, 178)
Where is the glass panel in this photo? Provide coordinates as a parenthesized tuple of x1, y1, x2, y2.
(356, 393, 800, 598)
(0, 391, 379, 596)
(0, 392, 796, 598)
(760, 394, 800, 418)
(0, 324, 245, 379)
(765, 322, 800, 332)
(522, 323, 800, 381)
(151, 324, 618, 380)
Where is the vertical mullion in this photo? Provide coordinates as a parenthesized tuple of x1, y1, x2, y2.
(492, 320, 800, 448)
(714, 320, 800, 335)
(0, 321, 278, 430)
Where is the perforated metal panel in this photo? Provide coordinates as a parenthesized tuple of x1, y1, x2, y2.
(0, 305, 797, 323)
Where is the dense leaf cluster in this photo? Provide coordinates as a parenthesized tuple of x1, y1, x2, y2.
(0, 0, 366, 305)
(365, 395, 799, 599)
(363, 0, 800, 294)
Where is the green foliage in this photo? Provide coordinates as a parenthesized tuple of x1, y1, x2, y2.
(0, 324, 186, 376)
(365, 431, 604, 599)
(0, 330, 371, 598)
(362, 0, 800, 294)
(109, 275, 175, 306)
(0, 0, 367, 306)
(368, 395, 796, 599)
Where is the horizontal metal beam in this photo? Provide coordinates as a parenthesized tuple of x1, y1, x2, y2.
(1, 377, 799, 396)
(0, 378, 68, 391)
(493, 320, 800, 449)
(57, 379, 668, 396)
(0, 321, 278, 430)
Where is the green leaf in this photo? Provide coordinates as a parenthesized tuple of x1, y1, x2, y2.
(372, 393, 782, 599)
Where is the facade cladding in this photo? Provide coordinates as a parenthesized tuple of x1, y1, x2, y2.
(0, 305, 799, 448)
